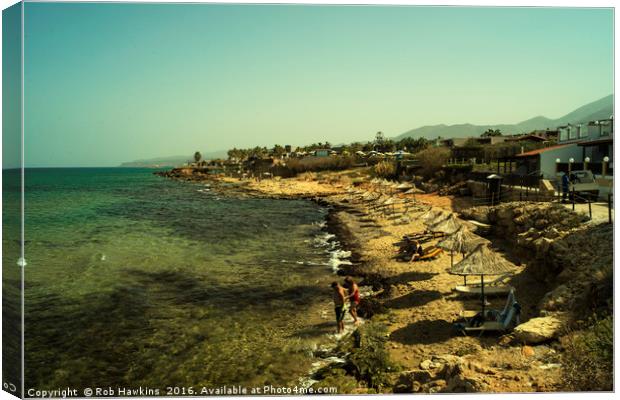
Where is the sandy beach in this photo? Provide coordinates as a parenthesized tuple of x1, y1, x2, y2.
(164, 167, 615, 393)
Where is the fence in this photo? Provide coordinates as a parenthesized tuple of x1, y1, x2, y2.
(466, 171, 542, 189)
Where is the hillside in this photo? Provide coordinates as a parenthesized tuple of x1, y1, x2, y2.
(396, 94, 613, 140)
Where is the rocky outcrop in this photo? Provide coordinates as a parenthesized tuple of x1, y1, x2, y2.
(513, 314, 569, 344)
(460, 202, 612, 336)
(394, 354, 491, 393)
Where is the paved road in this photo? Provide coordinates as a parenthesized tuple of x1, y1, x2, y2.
(561, 201, 614, 224)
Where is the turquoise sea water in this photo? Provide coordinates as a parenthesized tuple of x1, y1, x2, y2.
(4, 168, 340, 393)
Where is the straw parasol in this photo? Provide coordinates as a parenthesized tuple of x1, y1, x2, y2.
(428, 213, 463, 235)
(404, 186, 424, 195)
(450, 243, 515, 316)
(437, 227, 491, 266)
(420, 208, 450, 226)
(396, 182, 414, 190)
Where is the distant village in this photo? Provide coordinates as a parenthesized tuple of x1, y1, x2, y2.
(187, 116, 612, 197)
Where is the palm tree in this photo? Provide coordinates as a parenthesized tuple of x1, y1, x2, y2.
(194, 151, 202, 164)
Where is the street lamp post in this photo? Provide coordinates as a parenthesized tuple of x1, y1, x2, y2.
(603, 156, 610, 177)
(584, 157, 590, 171)
(568, 157, 574, 175)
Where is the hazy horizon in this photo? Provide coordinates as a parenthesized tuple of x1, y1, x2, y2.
(2, 3, 614, 168)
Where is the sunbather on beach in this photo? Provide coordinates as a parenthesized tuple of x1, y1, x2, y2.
(344, 276, 360, 325)
(410, 240, 424, 261)
(331, 282, 347, 333)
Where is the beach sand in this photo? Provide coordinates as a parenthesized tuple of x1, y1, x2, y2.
(182, 171, 565, 392)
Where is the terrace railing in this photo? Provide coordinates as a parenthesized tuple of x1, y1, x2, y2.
(465, 171, 542, 189)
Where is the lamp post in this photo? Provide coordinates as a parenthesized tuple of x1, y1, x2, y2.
(568, 157, 574, 175)
(584, 157, 590, 171)
(555, 158, 561, 174)
(603, 156, 610, 177)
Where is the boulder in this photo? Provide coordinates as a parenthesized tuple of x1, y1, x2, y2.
(420, 359, 433, 370)
(538, 284, 572, 312)
(534, 219, 549, 229)
(521, 345, 536, 357)
(496, 206, 514, 223)
(460, 206, 491, 224)
(393, 370, 433, 393)
(513, 314, 568, 344)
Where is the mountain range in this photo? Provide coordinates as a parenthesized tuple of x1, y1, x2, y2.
(120, 94, 613, 167)
(395, 94, 613, 140)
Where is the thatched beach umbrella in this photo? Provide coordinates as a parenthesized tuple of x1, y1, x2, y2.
(396, 182, 414, 190)
(437, 227, 491, 267)
(403, 185, 424, 203)
(420, 208, 450, 226)
(450, 243, 515, 316)
(404, 187, 424, 195)
(428, 213, 463, 235)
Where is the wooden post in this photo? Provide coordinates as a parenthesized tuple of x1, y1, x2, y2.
(608, 193, 612, 224)
(572, 189, 575, 211)
(588, 197, 592, 220)
(480, 275, 486, 319)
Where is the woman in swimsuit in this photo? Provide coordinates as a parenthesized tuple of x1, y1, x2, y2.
(344, 276, 360, 325)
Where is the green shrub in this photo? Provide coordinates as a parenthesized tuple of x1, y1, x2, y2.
(373, 161, 396, 179)
(284, 156, 355, 174)
(310, 366, 358, 394)
(562, 315, 613, 391)
(347, 322, 396, 389)
(415, 147, 451, 179)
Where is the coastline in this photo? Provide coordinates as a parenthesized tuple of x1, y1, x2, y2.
(156, 170, 612, 393)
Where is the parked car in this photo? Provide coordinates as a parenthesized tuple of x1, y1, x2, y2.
(569, 170, 599, 200)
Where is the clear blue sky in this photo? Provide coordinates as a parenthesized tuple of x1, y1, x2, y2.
(10, 3, 616, 167)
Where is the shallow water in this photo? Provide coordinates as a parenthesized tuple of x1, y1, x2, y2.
(11, 168, 343, 391)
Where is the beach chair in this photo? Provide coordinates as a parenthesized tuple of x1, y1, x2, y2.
(462, 273, 511, 288)
(414, 247, 443, 262)
(455, 290, 521, 336)
(402, 231, 441, 242)
(453, 285, 514, 296)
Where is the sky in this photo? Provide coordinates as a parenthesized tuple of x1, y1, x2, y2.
(3, 2, 615, 167)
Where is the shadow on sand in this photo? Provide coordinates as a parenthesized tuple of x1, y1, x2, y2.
(384, 290, 442, 309)
(389, 319, 454, 345)
(387, 271, 438, 285)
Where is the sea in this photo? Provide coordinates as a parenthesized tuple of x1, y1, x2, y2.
(2, 168, 351, 393)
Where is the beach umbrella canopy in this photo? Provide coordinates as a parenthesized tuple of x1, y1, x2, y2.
(420, 209, 450, 226)
(428, 213, 464, 234)
(450, 243, 515, 316)
(437, 227, 490, 254)
(396, 182, 414, 190)
(404, 186, 424, 194)
(450, 243, 514, 276)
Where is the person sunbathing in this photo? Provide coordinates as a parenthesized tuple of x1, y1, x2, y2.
(410, 240, 424, 261)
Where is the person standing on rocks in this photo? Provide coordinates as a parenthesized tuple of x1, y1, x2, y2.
(331, 282, 347, 333)
(344, 276, 361, 325)
(561, 172, 570, 203)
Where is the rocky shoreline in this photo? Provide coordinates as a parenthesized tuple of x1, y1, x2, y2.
(155, 170, 613, 393)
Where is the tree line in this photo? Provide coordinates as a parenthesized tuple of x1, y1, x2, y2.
(225, 134, 432, 161)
